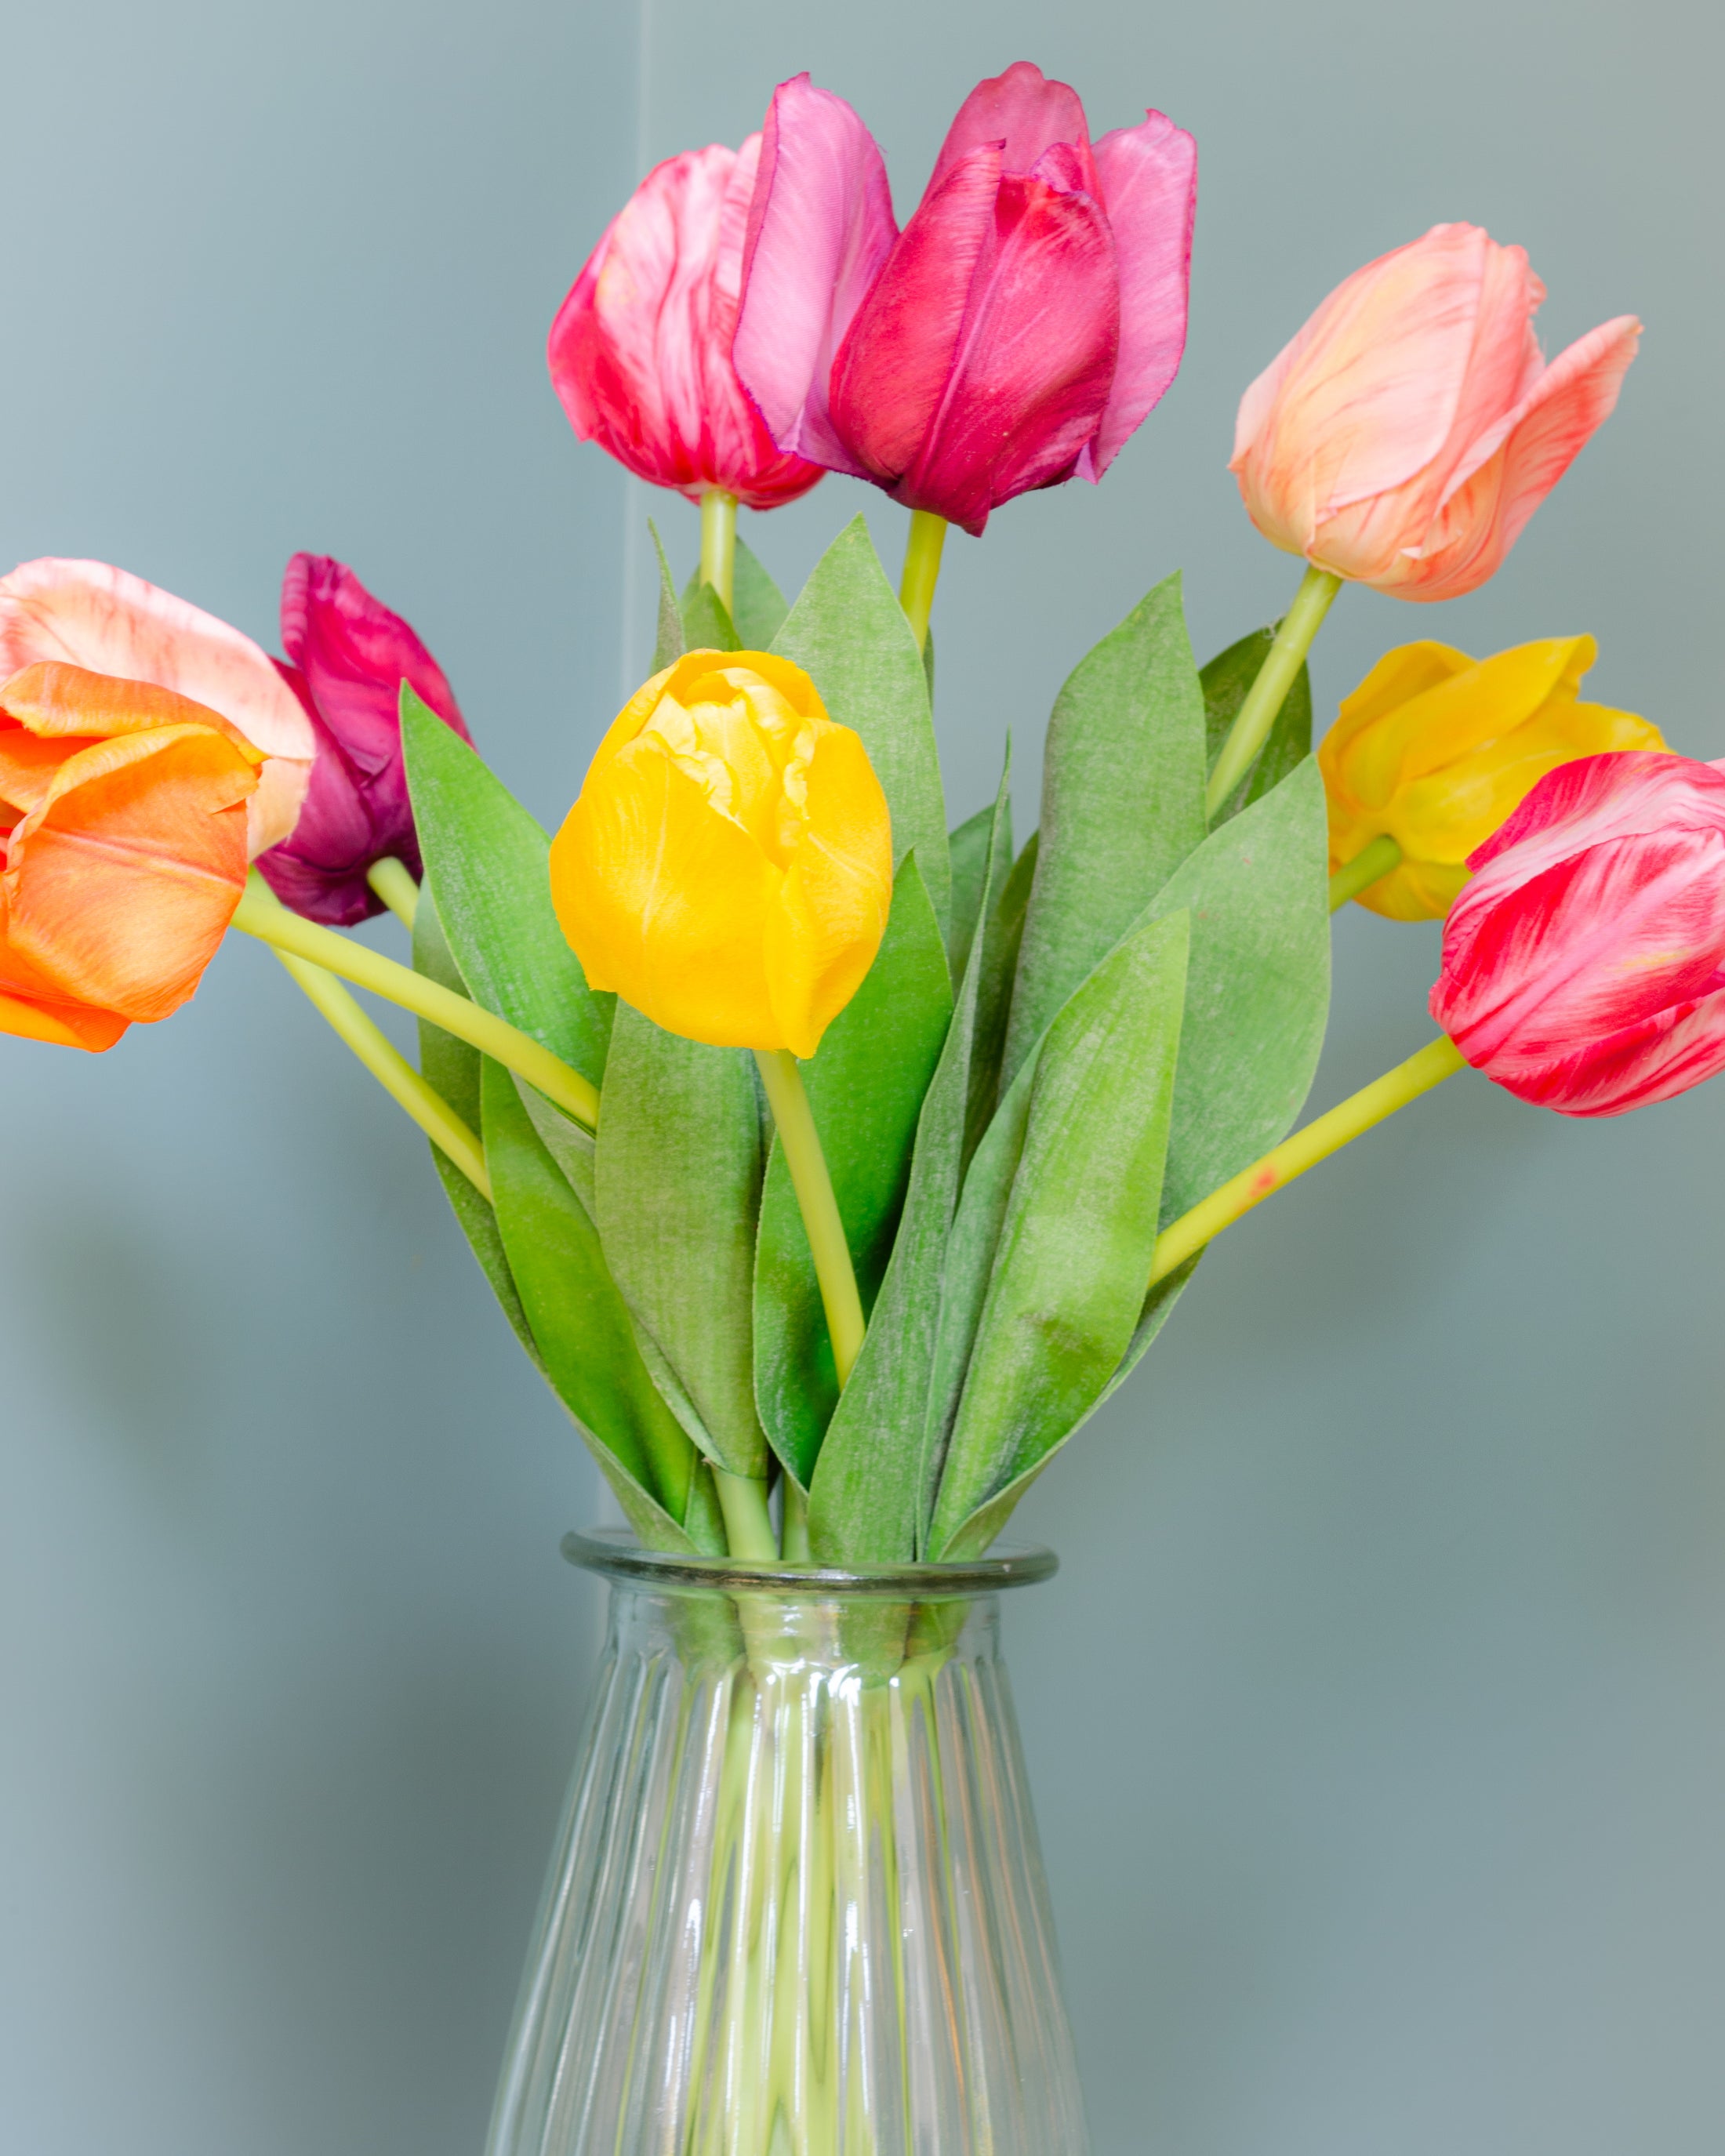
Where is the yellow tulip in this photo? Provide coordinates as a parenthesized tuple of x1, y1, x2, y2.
(550, 649, 893, 1057)
(1320, 635, 1665, 920)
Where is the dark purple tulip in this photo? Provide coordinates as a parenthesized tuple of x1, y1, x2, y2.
(256, 554, 469, 926)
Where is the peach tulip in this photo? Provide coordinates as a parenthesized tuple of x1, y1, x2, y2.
(0, 558, 313, 850)
(1231, 224, 1641, 601)
(0, 662, 262, 1050)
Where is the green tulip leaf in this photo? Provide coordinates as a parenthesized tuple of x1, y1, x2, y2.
(1201, 626, 1313, 825)
(680, 539, 788, 652)
(678, 576, 739, 654)
(649, 521, 685, 673)
(772, 515, 950, 931)
(402, 691, 612, 1085)
(754, 854, 953, 1488)
(945, 800, 998, 983)
(964, 826, 1037, 1171)
(1001, 572, 1207, 1093)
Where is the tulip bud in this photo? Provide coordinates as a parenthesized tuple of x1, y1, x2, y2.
(550, 652, 892, 1058)
(1322, 636, 1665, 918)
(255, 554, 469, 927)
(1431, 751, 1725, 1116)
(549, 141, 826, 510)
(1231, 224, 1642, 601)
(0, 662, 261, 1049)
(735, 64, 1197, 535)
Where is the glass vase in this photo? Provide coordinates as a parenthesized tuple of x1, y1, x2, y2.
(485, 1528, 1088, 2156)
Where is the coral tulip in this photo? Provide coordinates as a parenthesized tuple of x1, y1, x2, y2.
(1431, 751, 1725, 1115)
(549, 140, 825, 510)
(1323, 636, 1664, 918)
(255, 554, 470, 927)
(1232, 224, 1642, 601)
(550, 651, 892, 1057)
(0, 662, 261, 1050)
(734, 64, 1197, 535)
(0, 558, 312, 851)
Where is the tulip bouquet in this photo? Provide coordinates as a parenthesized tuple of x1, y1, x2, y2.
(5, 53, 1700, 2154)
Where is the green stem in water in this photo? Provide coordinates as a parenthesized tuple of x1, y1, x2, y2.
(1328, 833, 1403, 911)
(231, 873, 600, 1131)
(365, 855, 421, 929)
(1148, 1034, 1467, 1288)
(714, 1469, 779, 1562)
(699, 486, 738, 616)
(1206, 563, 1344, 818)
(271, 949, 490, 1196)
(899, 509, 947, 653)
(754, 1048, 866, 1385)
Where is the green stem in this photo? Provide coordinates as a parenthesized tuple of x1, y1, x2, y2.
(1206, 564, 1344, 818)
(231, 873, 600, 1131)
(898, 509, 947, 653)
(699, 486, 738, 616)
(714, 1469, 779, 1562)
(365, 855, 421, 929)
(781, 1481, 812, 1563)
(271, 949, 490, 1196)
(1148, 1034, 1467, 1288)
(754, 1048, 866, 1385)
(1328, 833, 1404, 911)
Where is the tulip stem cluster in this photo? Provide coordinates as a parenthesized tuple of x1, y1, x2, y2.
(899, 510, 949, 653)
(1328, 834, 1404, 912)
(699, 487, 739, 614)
(365, 855, 421, 930)
(1207, 564, 1343, 817)
(231, 875, 602, 1131)
(754, 1047, 868, 1386)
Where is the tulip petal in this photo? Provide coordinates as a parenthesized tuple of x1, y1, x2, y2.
(924, 60, 1097, 194)
(1081, 111, 1197, 479)
(734, 74, 899, 474)
(0, 983, 128, 1051)
(0, 558, 313, 853)
(767, 721, 893, 1057)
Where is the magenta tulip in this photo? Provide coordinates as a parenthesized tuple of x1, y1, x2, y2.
(255, 555, 469, 927)
(735, 64, 1197, 535)
(549, 140, 826, 510)
(1431, 751, 1725, 1116)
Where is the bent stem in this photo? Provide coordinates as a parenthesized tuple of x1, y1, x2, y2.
(1149, 1033, 1467, 1287)
(231, 873, 600, 1131)
(366, 855, 421, 929)
(700, 487, 739, 615)
(1206, 563, 1344, 818)
(754, 1048, 866, 1387)
(899, 509, 947, 652)
(1329, 833, 1403, 911)
(271, 949, 490, 1196)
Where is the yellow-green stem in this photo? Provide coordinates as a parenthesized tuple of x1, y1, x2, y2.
(899, 510, 947, 652)
(714, 1469, 779, 1561)
(1206, 564, 1344, 818)
(1328, 833, 1403, 911)
(272, 949, 490, 1196)
(365, 855, 421, 928)
(781, 1481, 812, 1563)
(700, 486, 738, 615)
(231, 873, 600, 1131)
(754, 1048, 866, 1386)
(1147, 1034, 1467, 1288)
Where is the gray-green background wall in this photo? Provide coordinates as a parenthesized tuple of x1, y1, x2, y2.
(4, 2, 1721, 2151)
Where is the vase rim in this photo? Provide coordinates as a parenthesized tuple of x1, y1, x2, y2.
(561, 1526, 1059, 1599)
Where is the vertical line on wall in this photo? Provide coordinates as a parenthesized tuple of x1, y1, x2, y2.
(616, 0, 656, 699)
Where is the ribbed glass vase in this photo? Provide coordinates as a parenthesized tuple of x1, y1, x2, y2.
(485, 1528, 1088, 2156)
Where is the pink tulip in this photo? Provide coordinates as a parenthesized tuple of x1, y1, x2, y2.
(1231, 224, 1642, 601)
(1431, 751, 1725, 1115)
(0, 557, 314, 851)
(549, 140, 826, 510)
(256, 555, 470, 927)
(734, 64, 1197, 535)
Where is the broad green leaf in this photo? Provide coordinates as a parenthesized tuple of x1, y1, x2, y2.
(1002, 573, 1207, 1091)
(678, 575, 739, 653)
(412, 892, 538, 1367)
(772, 515, 950, 930)
(928, 910, 1189, 1555)
(1142, 758, 1331, 1224)
(807, 765, 1012, 1563)
(594, 1005, 768, 1480)
(945, 801, 997, 983)
(518, 1083, 595, 1218)
(964, 826, 1036, 1169)
(402, 692, 612, 1084)
(648, 521, 684, 673)
(1202, 626, 1313, 825)
(677, 539, 787, 650)
(481, 1057, 715, 1552)
(753, 855, 953, 1486)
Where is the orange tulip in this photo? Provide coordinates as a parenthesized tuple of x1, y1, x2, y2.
(0, 662, 262, 1050)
